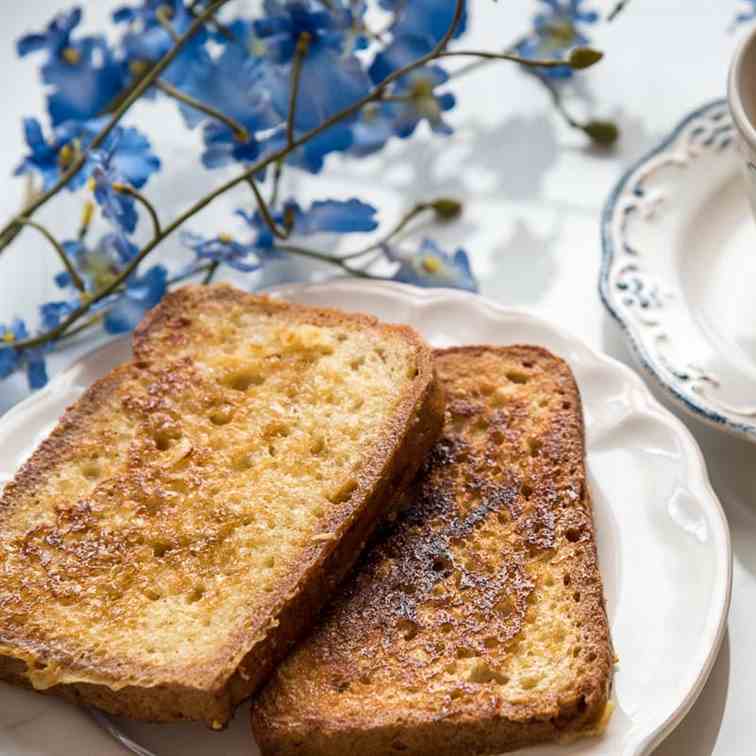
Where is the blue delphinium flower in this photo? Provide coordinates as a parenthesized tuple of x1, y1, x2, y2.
(370, 0, 468, 84)
(390, 66, 456, 138)
(104, 264, 168, 333)
(253, 0, 352, 62)
(18, 8, 126, 126)
(15, 118, 160, 191)
(254, 1, 370, 146)
(197, 57, 280, 168)
(13, 117, 74, 190)
(55, 232, 138, 291)
(515, 0, 599, 79)
(17, 7, 82, 58)
(0, 319, 48, 389)
(114, 1, 211, 91)
(181, 232, 262, 272)
(90, 152, 139, 234)
(391, 238, 477, 292)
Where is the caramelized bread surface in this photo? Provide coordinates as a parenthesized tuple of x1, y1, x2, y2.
(0, 284, 444, 725)
(251, 346, 613, 755)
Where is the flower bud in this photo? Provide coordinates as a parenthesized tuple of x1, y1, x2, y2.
(568, 47, 603, 69)
(583, 120, 619, 146)
(431, 198, 462, 221)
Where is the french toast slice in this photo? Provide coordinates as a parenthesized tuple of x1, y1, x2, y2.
(0, 284, 444, 726)
(251, 346, 613, 755)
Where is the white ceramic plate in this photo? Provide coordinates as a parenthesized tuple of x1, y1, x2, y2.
(0, 281, 730, 756)
(600, 98, 756, 443)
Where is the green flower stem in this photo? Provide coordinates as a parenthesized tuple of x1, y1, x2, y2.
(154, 79, 249, 141)
(188, 0, 237, 41)
(57, 312, 104, 342)
(287, 33, 310, 148)
(437, 48, 601, 69)
(113, 184, 162, 238)
(0, 0, 233, 257)
(202, 260, 220, 284)
(17, 217, 85, 292)
(339, 203, 434, 260)
(246, 177, 290, 240)
(539, 76, 580, 129)
(608, 0, 631, 21)
(274, 243, 382, 279)
(269, 160, 284, 208)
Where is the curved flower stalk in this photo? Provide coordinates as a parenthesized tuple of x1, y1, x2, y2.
(0, 0, 615, 389)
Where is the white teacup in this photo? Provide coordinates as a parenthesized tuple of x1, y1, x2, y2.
(728, 25, 756, 218)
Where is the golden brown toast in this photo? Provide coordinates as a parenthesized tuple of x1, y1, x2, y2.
(251, 346, 613, 755)
(0, 284, 444, 726)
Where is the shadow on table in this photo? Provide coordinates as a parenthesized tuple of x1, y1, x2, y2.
(481, 218, 561, 307)
(654, 633, 731, 756)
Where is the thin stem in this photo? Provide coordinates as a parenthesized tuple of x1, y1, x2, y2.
(202, 260, 220, 284)
(246, 177, 289, 239)
(538, 75, 580, 129)
(59, 312, 104, 341)
(438, 49, 581, 68)
(0, 0, 232, 256)
(154, 79, 249, 140)
(113, 184, 162, 238)
(17, 217, 85, 292)
(269, 160, 284, 208)
(188, 0, 237, 41)
(274, 243, 382, 278)
(608, 0, 631, 22)
(340, 203, 432, 260)
(287, 33, 310, 147)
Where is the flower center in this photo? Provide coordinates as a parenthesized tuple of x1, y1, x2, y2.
(218, 232, 234, 243)
(58, 142, 76, 169)
(543, 19, 575, 48)
(61, 47, 80, 65)
(2, 330, 15, 344)
(411, 78, 434, 99)
(421, 256, 443, 274)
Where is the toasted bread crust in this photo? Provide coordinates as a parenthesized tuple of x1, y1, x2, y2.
(251, 346, 613, 755)
(0, 285, 444, 725)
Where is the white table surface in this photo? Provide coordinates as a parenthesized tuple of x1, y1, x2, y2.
(0, 2, 752, 754)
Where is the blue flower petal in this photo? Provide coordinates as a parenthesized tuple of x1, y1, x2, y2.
(26, 352, 49, 389)
(292, 199, 378, 234)
(104, 264, 167, 334)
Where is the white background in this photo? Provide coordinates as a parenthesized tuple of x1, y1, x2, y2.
(0, 2, 753, 754)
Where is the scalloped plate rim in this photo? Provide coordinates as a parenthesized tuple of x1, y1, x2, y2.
(599, 96, 756, 442)
(0, 280, 731, 756)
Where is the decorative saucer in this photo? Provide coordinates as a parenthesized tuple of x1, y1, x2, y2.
(600, 98, 756, 442)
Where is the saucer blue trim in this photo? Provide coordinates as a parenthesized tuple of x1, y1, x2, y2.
(599, 97, 756, 442)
